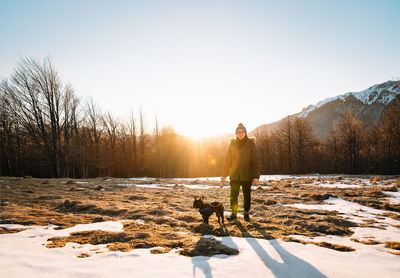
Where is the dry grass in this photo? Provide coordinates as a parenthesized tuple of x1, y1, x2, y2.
(0, 227, 26, 234)
(1, 176, 399, 257)
(180, 237, 239, 256)
(385, 241, 400, 250)
(382, 202, 400, 212)
(364, 187, 384, 198)
(284, 237, 355, 252)
(384, 185, 399, 192)
(351, 238, 381, 245)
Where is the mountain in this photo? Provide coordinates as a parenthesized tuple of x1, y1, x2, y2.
(250, 80, 400, 140)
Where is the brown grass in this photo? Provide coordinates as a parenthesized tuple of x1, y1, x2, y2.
(351, 238, 381, 245)
(381, 202, 400, 212)
(385, 241, 400, 250)
(180, 237, 239, 257)
(1, 175, 398, 257)
(0, 227, 26, 234)
(364, 187, 384, 198)
(384, 185, 398, 192)
(284, 237, 355, 252)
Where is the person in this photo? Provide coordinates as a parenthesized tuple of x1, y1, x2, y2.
(221, 123, 260, 222)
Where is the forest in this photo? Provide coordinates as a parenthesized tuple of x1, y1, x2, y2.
(1, 58, 399, 178)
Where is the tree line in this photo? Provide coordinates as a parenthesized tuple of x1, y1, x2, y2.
(0, 58, 227, 178)
(0, 58, 399, 178)
(255, 101, 400, 175)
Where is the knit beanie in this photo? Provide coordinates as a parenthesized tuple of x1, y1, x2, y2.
(235, 123, 247, 134)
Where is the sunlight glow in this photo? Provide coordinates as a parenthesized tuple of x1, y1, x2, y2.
(1, 1, 400, 138)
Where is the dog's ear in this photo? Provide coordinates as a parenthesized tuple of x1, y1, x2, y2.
(200, 196, 204, 201)
(194, 197, 198, 201)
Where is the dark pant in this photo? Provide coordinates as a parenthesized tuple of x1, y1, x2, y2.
(230, 180, 252, 215)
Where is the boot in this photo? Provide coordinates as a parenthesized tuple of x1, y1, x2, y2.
(227, 214, 237, 221)
(244, 212, 250, 222)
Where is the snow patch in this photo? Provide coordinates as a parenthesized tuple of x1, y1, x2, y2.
(383, 190, 400, 204)
(311, 182, 362, 188)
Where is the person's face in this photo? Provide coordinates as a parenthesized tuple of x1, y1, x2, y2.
(236, 130, 246, 140)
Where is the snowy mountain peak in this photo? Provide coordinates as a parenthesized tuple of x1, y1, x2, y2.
(299, 80, 400, 118)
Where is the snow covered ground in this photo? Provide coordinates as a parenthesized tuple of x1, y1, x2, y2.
(383, 190, 400, 204)
(117, 175, 397, 191)
(1, 176, 399, 277)
(1, 218, 399, 278)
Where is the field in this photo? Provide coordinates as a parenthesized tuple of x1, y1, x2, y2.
(1, 175, 400, 277)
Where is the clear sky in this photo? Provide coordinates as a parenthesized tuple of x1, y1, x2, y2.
(1, 0, 399, 138)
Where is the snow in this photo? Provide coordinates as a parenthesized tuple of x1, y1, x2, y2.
(117, 183, 215, 190)
(383, 190, 400, 204)
(132, 183, 174, 190)
(128, 177, 157, 181)
(2, 176, 399, 277)
(259, 174, 340, 181)
(172, 177, 223, 182)
(309, 182, 361, 188)
(352, 83, 398, 105)
(165, 183, 215, 190)
(299, 95, 343, 118)
(299, 81, 400, 118)
(2, 190, 400, 277)
(1, 220, 400, 277)
(118, 182, 270, 190)
(118, 175, 395, 191)
(285, 197, 400, 232)
(128, 177, 223, 182)
(285, 197, 390, 218)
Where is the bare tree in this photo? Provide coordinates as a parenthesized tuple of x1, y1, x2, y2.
(5, 58, 74, 177)
(380, 97, 400, 173)
(128, 111, 137, 176)
(138, 108, 146, 176)
(292, 117, 314, 173)
(101, 112, 118, 175)
(85, 98, 102, 176)
(365, 122, 383, 173)
(254, 128, 273, 173)
(153, 114, 161, 177)
(277, 116, 293, 173)
(326, 121, 341, 173)
(339, 111, 365, 173)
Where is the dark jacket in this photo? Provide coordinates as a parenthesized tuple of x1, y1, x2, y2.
(222, 136, 261, 181)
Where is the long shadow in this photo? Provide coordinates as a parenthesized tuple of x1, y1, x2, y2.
(191, 256, 212, 278)
(235, 221, 327, 278)
(190, 225, 239, 278)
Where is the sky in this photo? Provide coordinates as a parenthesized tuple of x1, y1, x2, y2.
(1, 0, 400, 138)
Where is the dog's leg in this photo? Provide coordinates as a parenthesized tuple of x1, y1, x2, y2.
(202, 215, 209, 224)
(220, 207, 225, 225)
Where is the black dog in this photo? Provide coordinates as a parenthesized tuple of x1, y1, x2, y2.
(193, 196, 224, 226)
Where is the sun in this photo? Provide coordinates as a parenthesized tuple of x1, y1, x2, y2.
(175, 122, 229, 139)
